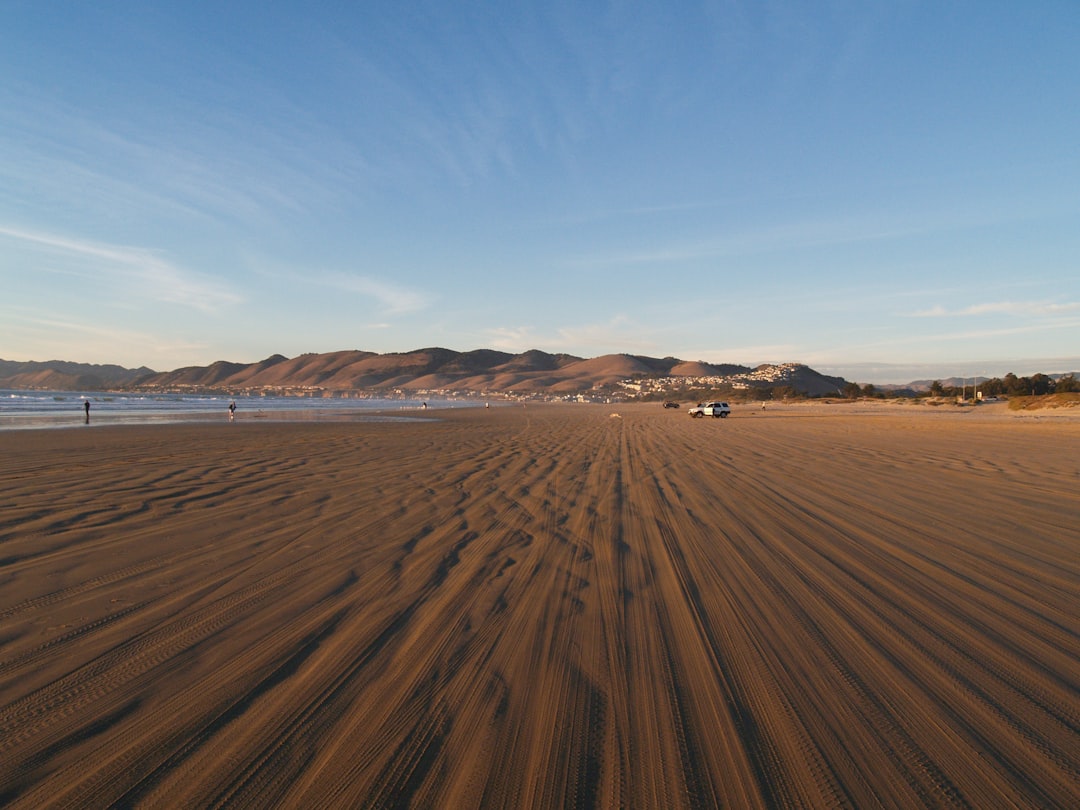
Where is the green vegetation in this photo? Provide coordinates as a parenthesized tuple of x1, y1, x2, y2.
(926, 373, 1075, 400)
(624, 370, 1078, 407)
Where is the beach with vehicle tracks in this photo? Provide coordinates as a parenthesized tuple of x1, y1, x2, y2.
(1, 403, 1077, 807)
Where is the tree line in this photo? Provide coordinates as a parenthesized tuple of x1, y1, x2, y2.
(632, 372, 1077, 403)
(841, 373, 1077, 400)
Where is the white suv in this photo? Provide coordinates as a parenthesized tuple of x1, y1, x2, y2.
(688, 401, 731, 418)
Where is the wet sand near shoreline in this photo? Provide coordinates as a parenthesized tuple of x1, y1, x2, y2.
(1, 404, 1078, 807)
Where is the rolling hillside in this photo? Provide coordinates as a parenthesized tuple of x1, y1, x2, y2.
(0, 359, 155, 391)
(1, 350, 847, 396)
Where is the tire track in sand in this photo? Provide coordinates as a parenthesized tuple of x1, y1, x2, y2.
(0, 409, 1077, 808)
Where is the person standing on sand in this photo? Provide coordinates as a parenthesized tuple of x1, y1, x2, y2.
(84, 399, 90, 424)
(229, 400, 236, 421)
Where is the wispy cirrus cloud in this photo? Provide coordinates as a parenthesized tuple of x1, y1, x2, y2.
(487, 315, 660, 356)
(908, 301, 1080, 318)
(563, 213, 970, 271)
(317, 271, 432, 315)
(1, 308, 209, 367)
(486, 326, 536, 351)
(0, 224, 241, 312)
(246, 256, 432, 316)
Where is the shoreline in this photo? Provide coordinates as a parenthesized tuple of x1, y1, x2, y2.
(0, 398, 468, 432)
(4, 395, 1078, 432)
(0, 408, 443, 432)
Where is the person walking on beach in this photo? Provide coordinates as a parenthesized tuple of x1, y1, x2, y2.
(229, 400, 236, 421)
(84, 399, 90, 424)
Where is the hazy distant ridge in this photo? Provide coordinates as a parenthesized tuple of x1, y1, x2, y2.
(0, 350, 846, 395)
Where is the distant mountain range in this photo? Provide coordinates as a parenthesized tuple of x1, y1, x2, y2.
(1, 350, 848, 396)
(0, 359, 155, 391)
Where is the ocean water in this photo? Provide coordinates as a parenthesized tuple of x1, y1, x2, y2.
(0, 390, 460, 431)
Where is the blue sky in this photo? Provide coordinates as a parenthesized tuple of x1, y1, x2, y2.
(2, 2, 1077, 384)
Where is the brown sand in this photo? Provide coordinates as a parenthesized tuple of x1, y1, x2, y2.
(1, 404, 1078, 808)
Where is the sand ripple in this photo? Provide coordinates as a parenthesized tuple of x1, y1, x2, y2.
(1, 406, 1078, 807)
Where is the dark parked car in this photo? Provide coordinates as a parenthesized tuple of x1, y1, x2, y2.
(663, 401, 680, 409)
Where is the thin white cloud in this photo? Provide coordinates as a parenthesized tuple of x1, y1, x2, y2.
(486, 326, 536, 351)
(1, 82, 365, 232)
(488, 316, 660, 356)
(242, 255, 432, 316)
(7, 311, 150, 341)
(315, 271, 432, 315)
(1, 310, 191, 367)
(571, 331, 661, 354)
(908, 301, 1080, 318)
(0, 224, 241, 313)
(837, 318, 1080, 352)
(687, 344, 802, 365)
(564, 218, 912, 269)
(564, 196, 1062, 272)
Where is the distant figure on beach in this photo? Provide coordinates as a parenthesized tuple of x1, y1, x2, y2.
(421, 402, 427, 409)
(229, 401, 236, 421)
(84, 400, 90, 424)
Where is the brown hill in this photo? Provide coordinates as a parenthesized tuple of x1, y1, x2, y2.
(249, 351, 373, 387)
(0, 360, 155, 390)
(1, 350, 852, 397)
(670, 360, 751, 377)
(560, 354, 655, 377)
(130, 349, 852, 396)
(492, 350, 579, 374)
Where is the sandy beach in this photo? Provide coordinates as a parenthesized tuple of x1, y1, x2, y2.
(1, 403, 1077, 808)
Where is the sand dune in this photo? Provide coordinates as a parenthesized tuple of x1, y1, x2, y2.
(1, 405, 1077, 807)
